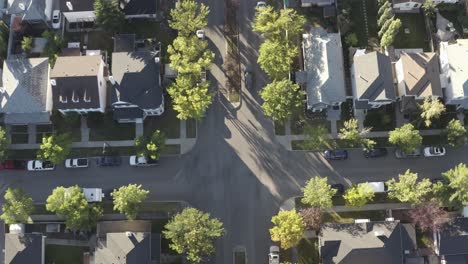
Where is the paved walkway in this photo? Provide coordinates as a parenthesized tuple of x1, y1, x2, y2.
(80, 116, 90, 142)
(27, 124, 36, 144)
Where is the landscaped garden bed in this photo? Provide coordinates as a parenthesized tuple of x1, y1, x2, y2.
(280, 238, 320, 264)
(323, 210, 387, 223)
(51, 111, 81, 142)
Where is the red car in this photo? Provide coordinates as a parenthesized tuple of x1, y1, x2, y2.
(0, 160, 27, 170)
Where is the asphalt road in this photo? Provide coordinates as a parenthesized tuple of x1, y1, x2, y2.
(2, 2, 468, 264)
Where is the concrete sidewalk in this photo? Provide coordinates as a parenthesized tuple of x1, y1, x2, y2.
(280, 197, 411, 212)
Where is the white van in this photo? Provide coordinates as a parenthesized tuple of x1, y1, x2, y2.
(366, 182, 388, 193)
(83, 188, 105, 202)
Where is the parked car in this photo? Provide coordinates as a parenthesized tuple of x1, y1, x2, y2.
(366, 182, 388, 193)
(395, 148, 421, 159)
(331, 184, 345, 196)
(0, 160, 26, 170)
(269, 245, 280, 264)
(129, 156, 158, 167)
(96, 156, 122, 167)
(52, 10, 61, 29)
(423, 146, 446, 157)
(196, 29, 205, 40)
(257, 1, 267, 8)
(27, 160, 55, 171)
(324, 150, 348, 160)
(83, 188, 105, 202)
(244, 66, 252, 90)
(65, 158, 89, 168)
(363, 148, 388, 158)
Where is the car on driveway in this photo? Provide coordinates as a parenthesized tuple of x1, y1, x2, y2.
(129, 156, 158, 167)
(65, 158, 89, 168)
(0, 160, 26, 170)
(363, 148, 388, 158)
(423, 146, 446, 157)
(331, 184, 345, 195)
(257, 1, 267, 8)
(96, 156, 122, 167)
(395, 148, 421, 159)
(52, 10, 61, 29)
(324, 150, 348, 160)
(27, 160, 55, 171)
(269, 245, 279, 264)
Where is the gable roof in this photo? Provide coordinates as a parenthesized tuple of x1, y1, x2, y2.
(5, 233, 44, 264)
(1, 57, 51, 123)
(352, 51, 396, 107)
(302, 27, 346, 109)
(440, 40, 468, 100)
(319, 221, 416, 264)
(438, 217, 468, 257)
(120, 0, 158, 16)
(397, 52, 442, 98)
(111, 51, 163, 110)
(50, 55, 103, 110)
(59, 0, 94, 12)
(7, 0, 52, 21)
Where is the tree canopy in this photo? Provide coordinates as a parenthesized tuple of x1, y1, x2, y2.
(270, 210, 305, 249)
(259, 79, 304, 122)
(388, 123, 422, 154)
(21, 36, 33, 54)
(253, 7, 305, 41)
(386, 170, 432, 205)
(111, 184, 149, 220)
(42, 31, 64, 67)
(164, 208, 224, 264)
(169, 0, 209, 36)
(343, 183, 375, 208)
(257, 39, 298, 80)
(1, 188, 34, 224)
(37, 133, 72, 164)
(444, 119, 467, 148)
(419, 98, 446, 127)
(301, 176, 336, 209)
(0, 127, 8, 162)
(46, 186, 102, 230)
(338, 119, 375, 150)
(135, 130, 166, 160)
(380, 19, 402, 47)
(303, 125, 331, 150)
(168, 35, 214, 76)
(409, 202, 448, 232)
(442, 163, 468, 205)
(94, 0, 125, 33)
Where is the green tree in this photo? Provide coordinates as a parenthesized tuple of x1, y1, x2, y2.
(378, 1, 390, 15)
(270, 210, 305, 249)
(338, 119, 375, 150)
(259, 79, 304, 122)
(345, 33, 358, 46)
(380, 19, 402, 47)
(303, 125, 331, 151)
(422, 0, 436, 18)
(168, 35, 214, 76)
(164, 208, 224, 264)
(301, 176, 336, 209)
(46, 186, 102, 230)
(21, 36, 33, 54)
(258, 39, 297, 80)
(377, 5, 392, 27)
(388, 123, 422, 154)
(37, 133, 72, 164)
(343, 183, 375, 208)
(168, 75, 213, 120)
(386, 170, 432, 205)
(253, 7, 305, 41)
(0, 127, 8, 162)
(169, 0, 209, 36)
(419, 98, 446, 127)
(378, 17, 394, 37)
(94, 0, 125, 33)
(1, 188, 34, 224)
(135, 130, 166, 160)
(442, 163, 468, 205)
(42, 30, 64, 66)
(444, 119, 467, 148)
(111, 184, 149, 220)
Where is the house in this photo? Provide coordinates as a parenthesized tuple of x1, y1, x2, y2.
(395, 52, 442, 113)
(7, 0, 52, 25)
(393, 0, 458, 12)
(0, 57, 52, 125)
(111, 34, 164, 123)
(351, 51, 396, 110)
(50, 55, 107, 114)
(59, 0, 95, 31)
(95, 220, 155, 264)
(319, 221, 418, 264)
(5, 224, 45, 264)
(440, 39, 468, 110)
(301, 0, 335, 7)
(296, 27, 346, 112)
(119, 0, 159, 19)
(434, 217, 468, 262)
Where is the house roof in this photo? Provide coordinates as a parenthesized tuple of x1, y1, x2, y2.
(301, 0, 335, 5)
(97, 220, 152, 238)
(50, 55, 103, 110)
(1, 57, 50, 120)
(113, 106, 144, 120)
(111, 51, 163, 110)
(7, 0, 52, 21)
(121, 0, 158, 16)
(440, 40, 468, 100)
(5, 233, 44, 264)
(114, 34, 136, 53)
(439, 217, 468, 256)
(302, 27, 346, 109)
(319, 221, 416, 264)
(59, 0, 94, 12)
(352, 51, 396, 109)
(397, 52, 442, 98)
(393, 0, 424, 4)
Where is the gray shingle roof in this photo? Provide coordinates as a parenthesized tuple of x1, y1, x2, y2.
(8, 0, 49, 21)
(121, 0, 158, 16)
(439, 217, 468, 257)
(5, 233, 44, 264)
(302, 27, 346, 110)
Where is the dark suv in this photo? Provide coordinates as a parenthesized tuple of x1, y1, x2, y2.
(363, 148, 388, 158)
(324, 150, 348, 160)
(96, 156, 122, 167)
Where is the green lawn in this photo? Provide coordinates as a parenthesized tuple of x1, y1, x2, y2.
(88, 113, 135, 141)
(290, 114, 331, 135)
(51, 112, 82, 142)
(363, 104, 396, 131)
(45, 245, 87, 264)
(144, 106, 181, 139)
(186, 119, 197, 139)
(394, 13, 430, 50)
(350, 0, 379, 47)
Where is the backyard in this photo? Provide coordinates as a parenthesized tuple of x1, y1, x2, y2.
(45, 245, 87, 264)
(394, 13, 430, 50)
(349, 0, 379, 47)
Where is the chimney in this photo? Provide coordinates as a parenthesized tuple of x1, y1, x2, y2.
(66, 1, 73, 11)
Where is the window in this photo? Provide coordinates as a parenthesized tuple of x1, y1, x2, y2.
(413, 3, 419, 7)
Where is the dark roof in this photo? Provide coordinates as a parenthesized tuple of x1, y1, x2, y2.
(59, 0, 94, 12)
(113, 105, 144, 120)
(120, 0, 158, 16)
(7, 0, 48, 21)
(439, 218, 468, 256)
(111, 51, 163, 110)
(114, 34, 136, 53)
(319, 221, 416, 264)
(151, 233, 161, 262)
(5, 233, 44, 264)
